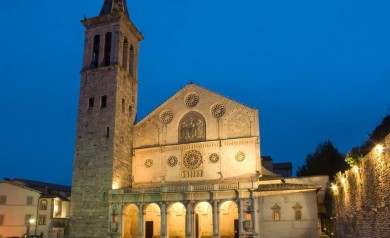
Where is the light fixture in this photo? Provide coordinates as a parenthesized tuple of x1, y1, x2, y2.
(331, 184, 338, 191)
(341, 177, 346, 184)
(353, 165, 359, 173)
(375, 144, 384, 154)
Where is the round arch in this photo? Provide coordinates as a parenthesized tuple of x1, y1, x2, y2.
(122, 204, 139, 238)
(219, 200, 238, 237)
(178, 111, 206, 143)
(167, 202, 186, 238)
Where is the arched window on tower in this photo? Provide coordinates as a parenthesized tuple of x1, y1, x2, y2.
(129, 44, 135, 76)
(103, 32, 112, 66)
(122, 38, 129, 70)
(91, 35, 100, 68)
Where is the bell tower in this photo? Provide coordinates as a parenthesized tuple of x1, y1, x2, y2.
(70, 0, 143, 237)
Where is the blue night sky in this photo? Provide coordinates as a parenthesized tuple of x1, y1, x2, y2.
(0, 1, 389, 186)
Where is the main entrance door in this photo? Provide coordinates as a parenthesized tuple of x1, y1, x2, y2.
(146, 221, 153, 238)
(234, 219, 239, 238)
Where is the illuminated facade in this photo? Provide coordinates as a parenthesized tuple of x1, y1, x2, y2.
(70, 1, 325, 237)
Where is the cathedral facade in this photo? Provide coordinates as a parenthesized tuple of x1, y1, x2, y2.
(70, 1, 324, 238)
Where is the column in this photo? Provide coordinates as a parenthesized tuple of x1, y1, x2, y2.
(212, 200, 219, 238)
(138, 203, 144, 238)
(186, 202, 194, 238)
(252, 197, 259, 237)
(160, 202, 167, 238)
(238, 199, 245, 236)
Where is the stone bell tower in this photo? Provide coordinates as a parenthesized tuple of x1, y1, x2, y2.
(70, 0, 143, 237)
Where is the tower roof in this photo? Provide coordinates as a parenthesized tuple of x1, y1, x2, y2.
(100, 0, 129, 17)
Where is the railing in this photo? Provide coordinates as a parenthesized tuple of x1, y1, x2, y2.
(122, 181, 256, 194)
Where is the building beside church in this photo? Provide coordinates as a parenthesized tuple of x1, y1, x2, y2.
(70, 1, 327, 238)
(0, 178, 71, 238)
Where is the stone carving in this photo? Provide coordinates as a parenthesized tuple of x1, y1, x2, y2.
(183, 150, 202, 170)
(211, 103, 226, 118)
(144, 159, 153, 168)
(235, 151, 245, 162)
(160, 110, 174, 124)
(167, 156, 178, 167)
(179, 111, 206, 143)
(209, 153, 220, 163)
(184, 93, 199, 108)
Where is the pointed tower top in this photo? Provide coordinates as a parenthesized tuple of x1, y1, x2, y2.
(100, 0, 129, 17)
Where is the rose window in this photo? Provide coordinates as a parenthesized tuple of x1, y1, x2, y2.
(144, 159, 153, 168)
(211, 103, 226, 118)
(183, 150, 202, 170)
(160, 110, 174, 124)
(209, 153, 220, 163)
(185, 93, 199, 108)
(235, 151, 245, 162)
(167, 156, 178, 167)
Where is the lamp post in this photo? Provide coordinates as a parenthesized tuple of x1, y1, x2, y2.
(26, 218, 35, 238)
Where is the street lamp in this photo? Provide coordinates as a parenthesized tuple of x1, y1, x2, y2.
(26, 218, 35, 238)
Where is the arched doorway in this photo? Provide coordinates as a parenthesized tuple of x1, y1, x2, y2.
(123, 204, 139, 238)
(167, 202, 186, 238)
(219, 201, 239, 238)
(144, 203, 161, 238)
(194, 202, 213, 238)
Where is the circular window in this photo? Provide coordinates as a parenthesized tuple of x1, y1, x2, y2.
(160, 110, 174, 124)
(209, 153, 220, 163)
(167, 156, 178, 167)
(183, 150, 202, 170)
(211, 103, 226, 118)
(144, 159, 153, 168)
(235, 151, 245, 162)
(185, 93, 199, 108)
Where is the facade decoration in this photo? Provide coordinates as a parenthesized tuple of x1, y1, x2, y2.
(235, 151, 246, 162)
(209, 153, 220, 163)
(178, 111, 206, 143)
(182, 150, 203, 170)
(211, 103, 226, 118)
(167, 156, 178, 167)
(184, 93, 199, 108)
(144, 159, 153, 168)
(160, 110, 174, 124)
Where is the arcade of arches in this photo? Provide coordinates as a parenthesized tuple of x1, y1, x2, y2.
(122, 201, 239, 238)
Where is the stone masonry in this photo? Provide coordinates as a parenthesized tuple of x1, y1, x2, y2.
(332, 134, 390, 238)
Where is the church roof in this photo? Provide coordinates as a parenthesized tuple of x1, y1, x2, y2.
(100, 0, 129, 17)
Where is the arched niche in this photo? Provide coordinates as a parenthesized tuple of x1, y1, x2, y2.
(179, 111, 206, 143)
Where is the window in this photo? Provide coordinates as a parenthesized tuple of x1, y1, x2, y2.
(89, 97, 94, 108)
(106, 127, 110, 138)
(274, 211, 280, 221)
(101, 95, 107, 108)
(122, 38, 129, 70)
(27, 196, 33, 205)
(129, 44, 134, 76)
(40, 200, 48, 210)
(295, 210, 302, 220)
(0, 215, 4, 225)
(0, 196, 5, 205)
(91, 35, 100, 68)
(129, 106, 133, 116)
(38, 215, 46, 225)
(271, 203, 281, 221)
(103, 32, 112, 66)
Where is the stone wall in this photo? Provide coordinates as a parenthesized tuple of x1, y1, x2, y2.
(332, 134, 390, 238)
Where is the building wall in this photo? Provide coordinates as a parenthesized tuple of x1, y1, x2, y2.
(332, 134, 390, 238)
(0, 183, 40, 238)
(257, 191, 319, 238)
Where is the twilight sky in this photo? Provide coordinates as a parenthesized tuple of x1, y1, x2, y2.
(0, 0, 389, 186)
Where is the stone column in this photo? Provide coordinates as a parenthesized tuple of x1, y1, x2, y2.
(138, 203, 144, 238)
(160, 202, 167, 238)
(238, 199, 245, 236)
(212, 200, 219, 238)
(252, 197, 259, 237)
(186, 202, 194, 238)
